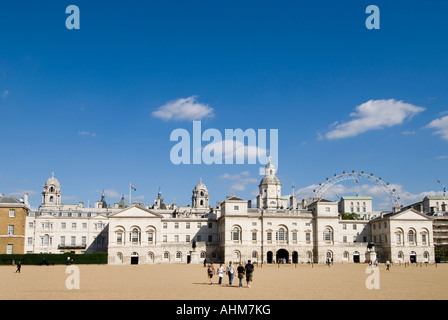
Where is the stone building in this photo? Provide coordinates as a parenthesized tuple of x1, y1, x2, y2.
(10, 165, 436, 265)
(0, 194, 29, 254)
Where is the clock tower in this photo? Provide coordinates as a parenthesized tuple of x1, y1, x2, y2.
(257, 159, 282, 209)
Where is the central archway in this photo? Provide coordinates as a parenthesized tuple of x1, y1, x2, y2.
(276, 249, 289, 263)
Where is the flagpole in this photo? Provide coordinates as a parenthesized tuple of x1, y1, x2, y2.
(129, 182, 132, 206)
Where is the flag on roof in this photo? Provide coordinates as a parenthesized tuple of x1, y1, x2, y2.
(436, 179, 441, 183)
(131, 185, 136, 191)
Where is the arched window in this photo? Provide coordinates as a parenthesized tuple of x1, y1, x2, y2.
(408, 230, 415, 243)
(176, 252, 182, 259)
(232, 227, 240, 241)
(234, 250, 241, 262)
(324, 228, 332, 242)
(49, 196, 54, 203)
(131, 228, 140, 243)
(278, 228, 286, 242)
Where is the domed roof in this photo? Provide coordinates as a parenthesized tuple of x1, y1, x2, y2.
(45, 172, 60, 187)
(260, 175, 281, 186)
(194, 178, 208, 191)
(0, 195, 20, 204)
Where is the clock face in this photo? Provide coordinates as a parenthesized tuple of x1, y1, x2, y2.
(269, 188, 275, 195)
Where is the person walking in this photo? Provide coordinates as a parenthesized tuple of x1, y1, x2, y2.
(245, 260, 255, 288)
(226, 261, 235, 286)
(386, 260, 390, 271)
(15, 261, 21, 273)
(207, 262, 215, 285)
(217, 264, 224, 285)
(237, 263, 245, 287)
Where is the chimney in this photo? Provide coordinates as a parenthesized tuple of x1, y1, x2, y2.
(24, 193, 29, 207)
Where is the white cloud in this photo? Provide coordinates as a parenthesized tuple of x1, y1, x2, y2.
(2, 90, 9, 99)
(202, 139, 268, 164)
(426, 115, 448, 142)
(323, 99, 425, 140)
(79, 131, 96, 137)
(152, 96, 214, 121)
(219, 171, 258, 192)
(9, 190, 38, 197)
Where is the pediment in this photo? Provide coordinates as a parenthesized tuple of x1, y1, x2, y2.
(390, 209, 431, 221)
(109, 205, 162, 218)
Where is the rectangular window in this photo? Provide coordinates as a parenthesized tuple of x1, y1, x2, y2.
(61, 236, 65, 246)
(208, 235, 213, 242)
(8, 225, 14, 235)
(28, 222, 34, 228)
(252, 232, 257, 242)
(186, 235, 190, 242)
(208, 223, 212, 229)
(117, 233, 122, 243)
(71, 236, 76, 246)
(9, 209, 15, 217)
(72, 223, 76, 229)
(163, 235, 167, 242)
(186, 222, 190, 229)
(306, 232, 310, 243)
(61, 222, 66, 229)
(6, 244, 13, 254)
(175, 222, 179, 229)
(83, 223, 87, 229)
(148, 233, 153, 242)
(422, 234, 427, 244)
(163, 222, 167, 229)
(82, 236, 86, 245)
(197, 223, 201, 228)
(343, 236, 347, 243)
(353, 224, 357, 230)
(292, 232, 297, 241)
(28, 237, 33, 245)
(234, 206, 239, 210)
(174, 235, 179, 242)
(267, 232, 272, 242)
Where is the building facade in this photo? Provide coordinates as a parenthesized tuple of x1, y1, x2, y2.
(0, 194, 29, 254)
(6, 166, 436, 264)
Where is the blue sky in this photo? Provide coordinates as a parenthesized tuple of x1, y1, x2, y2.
(0, 0, 447, 210)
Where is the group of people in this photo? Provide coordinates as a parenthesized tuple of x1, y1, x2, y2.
(205, 260, 255, 288)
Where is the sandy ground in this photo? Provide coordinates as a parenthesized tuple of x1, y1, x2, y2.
(0, 262, 447, 300)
